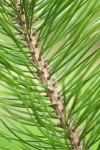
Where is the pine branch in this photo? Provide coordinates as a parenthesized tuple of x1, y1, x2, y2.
(8, 0, 83, 149)
(14, 1, 83, 149)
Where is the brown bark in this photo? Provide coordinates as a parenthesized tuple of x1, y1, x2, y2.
(13, 1, 83, 149)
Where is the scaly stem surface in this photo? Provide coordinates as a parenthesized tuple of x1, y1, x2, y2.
(13, 1, 83, 149)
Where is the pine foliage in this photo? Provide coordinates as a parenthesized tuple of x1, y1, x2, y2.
(0, 0, 99, 150)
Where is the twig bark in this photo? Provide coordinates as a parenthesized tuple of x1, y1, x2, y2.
(13, 1, 83, 149)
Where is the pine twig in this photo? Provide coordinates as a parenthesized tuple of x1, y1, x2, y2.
(11, 1, 83, 149)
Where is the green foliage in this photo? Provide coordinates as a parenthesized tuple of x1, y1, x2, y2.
(0, 0, 99, 150)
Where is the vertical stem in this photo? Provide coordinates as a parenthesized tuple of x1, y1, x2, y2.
(13, 1, 83, 149)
